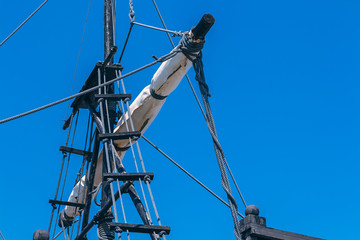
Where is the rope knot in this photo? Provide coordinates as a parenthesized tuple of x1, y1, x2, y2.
(178, 32, 210, 97)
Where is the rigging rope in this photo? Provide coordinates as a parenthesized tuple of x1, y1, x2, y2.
(151, 0, 173, 46)
(71, 112, 93, 239)
(48, 113, 75, 233)
(96, 68, 121, 233)
(128, 0, 135, 22)
(53, 111, 80, 240)
(132, 22, 183, 36)
(142, 136, 244, 218)
(64, 0, 93, 120)
(0, 51, 178, 125)
(102, 68, 130, 240)
(0, 0, 49, 47)
(188, 49, 242, 239)
(118, 23, 134, 64)
(150, 0, 248, 218)
(117, 69, 166, 239)
(117, 0, 135, 64)
(117, 72, 154, 223)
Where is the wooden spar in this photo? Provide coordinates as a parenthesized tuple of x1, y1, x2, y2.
(53, 13, 215, 240)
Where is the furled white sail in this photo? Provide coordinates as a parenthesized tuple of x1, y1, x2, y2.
(62, 32, 200, 220)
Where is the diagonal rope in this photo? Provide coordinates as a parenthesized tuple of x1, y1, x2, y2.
(117, 71, 154, 222)
(0, 50, 179, 125)
(150, 0, 173, 46)
(74, 112, 93, 239)
(142, 136, 244, 218)
(64, 0, 93, 120)
(132, 22, 183, 36)
(150, 0, 247, 209)
(118, 74, 165, 240)
(103, 82, 124, 240)
(192, 54, 242, 239)
(0, 0, 49, 47)
(52, 111, 80, 240)
(96, 68, 121, 228)
(118, 23, 134, 64)
(48, 113, 75, 232)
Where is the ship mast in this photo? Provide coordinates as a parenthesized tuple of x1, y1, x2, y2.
(104, 0, 114, 63)
(32, 3, 216, 239)
(101, 0, 116, 218)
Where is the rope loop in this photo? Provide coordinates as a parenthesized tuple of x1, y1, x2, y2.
(128, 0, 135, 22)
(178, 32, 210, 97)
(114, 226, 123, 233)
(144, 175, 151, 184)
(179, 32, 204, 60)
(193, 53, 211, 97)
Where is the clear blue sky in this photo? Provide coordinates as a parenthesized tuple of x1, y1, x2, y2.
(1, 0, 360, 239)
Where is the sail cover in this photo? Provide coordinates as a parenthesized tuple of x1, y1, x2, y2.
(63, 31, 203, 219)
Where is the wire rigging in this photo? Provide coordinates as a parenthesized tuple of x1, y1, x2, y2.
(118, 0, 183, 64)
(74, 113, 93, 238)
(118, 23, 134, 64)
(64, 0, 93, 120)
(117, 70, 162, 239)
(2, 0, 247, 239)
(142, 136, 244, 218)
(114, 3, 246, 239)
(150, 0, 247, 210)
(0, 51, 178, 125)
(132, 22, 183, 36)
(48, 113, 75, 233)
(99, 70, 123, 240)
(52, 111, 80, 240)
(96, 69, 121, 231)
(191, 52, 242, 239)
(0, 0, 49, 47)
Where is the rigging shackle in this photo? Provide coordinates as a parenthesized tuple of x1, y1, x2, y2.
(192, 14, 215, 40)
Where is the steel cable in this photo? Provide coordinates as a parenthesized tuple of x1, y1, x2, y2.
(103, 71, 127, 240)
(192, 53, 242, 239)
(70, 112, 93, 240)
(117, 72, 154, 224)
(48, 113, 74, 233)
(53, 111, 80, 240)
(0, 51, 179, 125)
(96, 68, 120, 232)
(64, 0, 93, 120)
(119, 74, 164, 240)
(151, 0, 248, 214)
(0, 0, 49, 47)
(142, 136, 244, 218)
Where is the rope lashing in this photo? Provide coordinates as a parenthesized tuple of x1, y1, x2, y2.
(179, 32, 205, 60)
(180, 33, 242, 240)
(128, 0, 135, 22)
(150, 88, 167, 100)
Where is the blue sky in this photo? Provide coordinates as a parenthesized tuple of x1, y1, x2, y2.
(1, 0, 360, 239)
